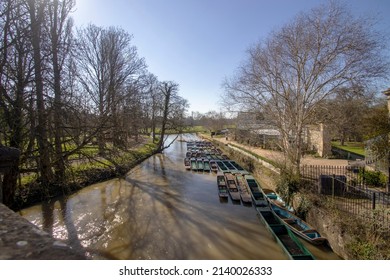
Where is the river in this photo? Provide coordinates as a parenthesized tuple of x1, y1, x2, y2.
(19, 134, 340, 260)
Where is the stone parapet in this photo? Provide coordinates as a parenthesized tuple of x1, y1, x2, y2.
(0, 203, 86, 260)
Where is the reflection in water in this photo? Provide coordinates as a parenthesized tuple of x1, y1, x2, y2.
(19, 134, 340, 260)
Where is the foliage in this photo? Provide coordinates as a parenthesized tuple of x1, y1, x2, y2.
(294, 195, 312, 220)
(358, 169, 387, 188)
(0, 0, 188, 203)
(223, 1, 389, 175)
(362, 102, 390, 140)
(13, 141, 158, 210)
(275, 171, 301, 207)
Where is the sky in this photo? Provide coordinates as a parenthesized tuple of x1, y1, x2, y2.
(72, 0, 390, 114)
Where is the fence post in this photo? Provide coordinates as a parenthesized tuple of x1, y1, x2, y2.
(332, 174, 335, 199)
(372, 192, 376, 210)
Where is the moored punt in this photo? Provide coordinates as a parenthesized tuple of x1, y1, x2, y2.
(210, 160, 218, 172)
(203, 159, 211, 172)
(256, 206, 315, 260)
(244, 175, 268, 207)
(216, 160, 229, 172)
(265, 191, 294, 212)
(217, 172, 229, 198)
(216, 155, 224, 160)
(235, 174, 252, 203)
(196, 158, 204, 171)
(270, 202, 327, 245)
(190, 158, 197, 171)
(224, 172, 241, 201)
(222, 160, 237, 171)
(229, 160, 245, 171)
(184, 157, 191, 170)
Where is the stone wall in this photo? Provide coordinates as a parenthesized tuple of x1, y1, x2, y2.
(0, 203, 86, 259)
(306, 123, 332, 157)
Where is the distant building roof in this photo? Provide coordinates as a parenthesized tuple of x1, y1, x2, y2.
(252, 129, 281, 136)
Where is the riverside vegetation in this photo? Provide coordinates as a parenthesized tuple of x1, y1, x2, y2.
(208, 135, 390, 260)
(12, 138, 158, 211)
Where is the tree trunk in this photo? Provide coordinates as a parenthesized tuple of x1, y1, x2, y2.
(157, 94, 170, 152)
(50, 0, 66, 182)
(28, 0, 54, 184)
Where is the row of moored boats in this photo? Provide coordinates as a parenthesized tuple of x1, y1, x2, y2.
(183, 140, 328, 260)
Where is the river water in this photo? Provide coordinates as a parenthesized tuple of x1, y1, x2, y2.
(19, 135, 340, 260)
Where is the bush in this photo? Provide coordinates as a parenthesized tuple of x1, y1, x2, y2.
(276, 172, 301, 207)
(359, 170, 387, 188)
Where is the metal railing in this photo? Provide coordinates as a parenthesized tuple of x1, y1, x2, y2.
(301, 165, 390, 231)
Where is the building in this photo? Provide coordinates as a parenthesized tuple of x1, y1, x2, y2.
(234, 112, 331, 157)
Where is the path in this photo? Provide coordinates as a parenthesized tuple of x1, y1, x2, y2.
(202, 134, 349, 167)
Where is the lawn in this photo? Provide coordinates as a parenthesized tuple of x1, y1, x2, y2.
(331, 141, 365, 156)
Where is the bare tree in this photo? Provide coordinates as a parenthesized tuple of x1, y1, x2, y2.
(223, 1, 389, 175)
(26, 0, 54, 184)
(46, 0, 75, 181)
(76, 24, 145, 154)
(156, 81, 188, 152)
(314, 86, 373, 145)
(143, 73, 161, 143)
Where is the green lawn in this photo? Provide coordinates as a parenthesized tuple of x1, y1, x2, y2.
(331, 141, 365, 156)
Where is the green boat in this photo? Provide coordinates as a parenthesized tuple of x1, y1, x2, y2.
(216, 160, 229, 172)
(190, 158, 197, 171)
(196, 158, 204, 171)
(256, 206, 315, 260)
(203, 159, 211, 172)
(244, 175, 268, 207)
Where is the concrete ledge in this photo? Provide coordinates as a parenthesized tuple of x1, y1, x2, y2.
(0, 203, 86, 260)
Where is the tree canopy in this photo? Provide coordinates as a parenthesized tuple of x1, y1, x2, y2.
(223, 1, 389, 174)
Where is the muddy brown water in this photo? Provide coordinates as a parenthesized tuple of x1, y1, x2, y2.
(19, 134, 340, 260)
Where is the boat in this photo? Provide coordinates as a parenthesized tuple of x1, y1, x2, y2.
(222, 160, 237, 171)
(203, 159, 211, 172)
(264, 191, 294, 212)
(196, 158, 204, 171)
(216, 160, 228, 172)
(269, 202, 327, 245)
(235, 174, 252, 203)
(244, 175, 268, 207)
(256, 206, 315, 260)
(224, 173, 241, 201)
(190, 158, 197, 171)
(216, 173, 229, 198)
(184, 157, 191, 170)
(229, 161, 246, 172)
(210, 160, 218, 172)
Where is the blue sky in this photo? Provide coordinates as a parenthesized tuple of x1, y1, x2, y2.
(72, 0, 390, 114)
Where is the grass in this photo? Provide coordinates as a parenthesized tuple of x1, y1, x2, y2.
(331, 141, 365, 156)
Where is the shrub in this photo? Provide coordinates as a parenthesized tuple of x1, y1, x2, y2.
(359, 170, 387, 188)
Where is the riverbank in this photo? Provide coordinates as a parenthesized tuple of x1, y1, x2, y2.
(12, 140, 158, 211)
(200, 133, 390, 260)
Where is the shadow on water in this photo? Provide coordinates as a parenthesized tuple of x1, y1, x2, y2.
(20, 134, 340, 260)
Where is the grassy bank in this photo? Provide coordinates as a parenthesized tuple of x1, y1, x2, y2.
(331, 141, 365, 156)
(13, 141, 158, 210)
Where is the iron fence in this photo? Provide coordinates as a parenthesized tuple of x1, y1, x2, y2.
(301, 165, 390, 231)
